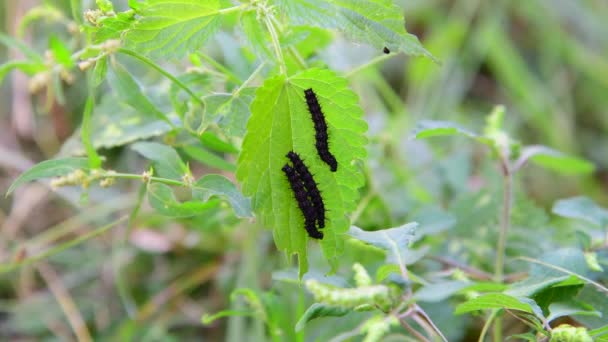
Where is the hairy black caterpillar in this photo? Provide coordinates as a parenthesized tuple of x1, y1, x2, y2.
(286, 152, 326, 228)
(383, 47, 390, 54)
(304, 88, 338, 172)
(282, 164, 323, 239)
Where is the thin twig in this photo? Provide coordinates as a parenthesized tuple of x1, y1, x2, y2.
(427, 255, 493, 280)
(37, 263, 93, 342)
(399, 317, 431, 342)
(415, 305, 448, 342)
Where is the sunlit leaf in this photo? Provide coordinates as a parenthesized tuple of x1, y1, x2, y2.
(124, 0, 222, 58)
(236, 68, 368, 275)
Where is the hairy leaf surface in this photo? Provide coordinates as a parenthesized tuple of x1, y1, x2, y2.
(236, 68, 367, 275)
(124, 0, 222, 58)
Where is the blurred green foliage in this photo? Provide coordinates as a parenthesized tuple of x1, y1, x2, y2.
(1, 0, 607, 341)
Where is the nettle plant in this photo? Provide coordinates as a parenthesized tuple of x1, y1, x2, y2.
(3, 0, 607, 341)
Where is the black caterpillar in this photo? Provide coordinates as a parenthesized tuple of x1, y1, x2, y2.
(304, 88, 338, 172)
(287, 152, 326, 228)
(383, 47, 390, 54)
(282, 164, 323, 239)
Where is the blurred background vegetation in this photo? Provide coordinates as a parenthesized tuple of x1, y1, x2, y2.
(0, 0, 607, 341)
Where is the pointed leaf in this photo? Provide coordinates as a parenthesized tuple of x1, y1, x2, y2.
(6, 158, 89, 195)
(295, 303, 349, 331)
(132, 142, 188, 180)
(525, 146, 595, 175)
(454, 293, 534, 314)
(148, 183, 219, 217)
(236, 68, 368, 274)
(192, 174, 252, 218)
(348, 223, 417, 268)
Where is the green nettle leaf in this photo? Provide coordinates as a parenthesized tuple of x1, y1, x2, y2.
(6, 158, 89, 195)
(236, 68, 368, 275)
(275, 0, 433, 59)
(454, 293, 535, 314)
(192, 174, 253, 218)
(148, 183, 219, 217)
(124, 0, 222, 58)
(131, 142, 188, 180)
(552, 196, 608, 227)
(295, 303, 349, 332)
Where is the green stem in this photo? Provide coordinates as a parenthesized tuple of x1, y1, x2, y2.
(233, 61, 266, 98)
(197, 52, 242, 84)
(345, 54, 392, 78)
(217, 3, 249, 15)
(0, 216, 128, 274)
(263, 13, 286, 75)
(492, 154, 512, 342)
(117, 48, 204, 106)
(494, 155, 512, 282)
(478, 309, 499, 342)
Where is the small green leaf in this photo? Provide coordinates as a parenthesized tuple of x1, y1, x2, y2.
(49, 35, 74, 68)
(199, 132, 238, 153)
(181, 145, 236, 172)
(132, 142, 188, 180)
(547, 301, 601, 323)
(81, 94, 103, 169)
(6, 158, 89, 195)
(0, 60, 45, 83)
(454, 293, 534, 314)
(525, 146, 595, 175)
(192, 174, 252, 218)
(107, 62, 173, 125)
(124, 0, 222, 58)
(552, 196, 608, 227)
(92, 57, 108, 87)
(348, 223, 417, 256)
(295, 303, 349, 332)
(411, 120, 478, 140)
(147, 183, 219, 217)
